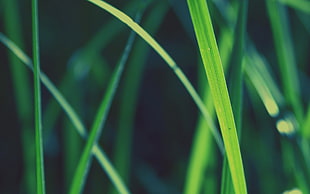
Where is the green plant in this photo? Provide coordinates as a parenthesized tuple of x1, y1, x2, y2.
(1, 0, 309, 193)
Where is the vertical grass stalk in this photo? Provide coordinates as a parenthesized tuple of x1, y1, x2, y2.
(187, 0, 247, 193)
(221, 1, 248, 193)
(31, 0, 46, 193)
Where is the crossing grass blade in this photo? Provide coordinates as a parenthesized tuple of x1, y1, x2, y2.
(69, 19, 139, 193)
(87, 0, 225, 155)
(31, 0, 46, 193)
(0, 33, 130, 194)
(186, 0, 247, 193)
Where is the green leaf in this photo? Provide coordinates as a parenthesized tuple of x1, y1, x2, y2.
(186, 0, 247, 193)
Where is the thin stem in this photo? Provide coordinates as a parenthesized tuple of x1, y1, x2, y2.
(31, 0, 46, 193)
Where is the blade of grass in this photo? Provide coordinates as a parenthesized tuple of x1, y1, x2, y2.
(279, 0, 310, 14)
(266, 0, 303, 123)
(184, 58, 217, 194)
(302, 106, 310, 138)
(2, 0, 35, 193)
(87, 0, 224, 155)
(31, 0, 46, 193)
(0, 33, 130, 194)
(221, 1, 248, 193)
(109, 2, 169, 194)
(69, 16, 139, 193)
(187, 0, 247, 193)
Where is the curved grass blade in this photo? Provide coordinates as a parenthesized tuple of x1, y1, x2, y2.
(186, 0, 247, 193)
(87, 0, 224, 155)
(0, 33, 130, 194)
(31, 0, 46, 193)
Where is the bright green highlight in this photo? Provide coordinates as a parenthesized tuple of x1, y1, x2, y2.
(187, 0, 247, 193)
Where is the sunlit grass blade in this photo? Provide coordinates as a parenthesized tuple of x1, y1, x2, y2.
(279, 0, 310, 14)
(3, 0, 35, 193)
(187, 0, 247, 193)
(109, 2, 169, 194)
(31, 0, 46, 193)
(87, 0, 224, 154)
(266, 0, 303, 123)
(0, 33, 130, 194)
(221, 1, 248, 193)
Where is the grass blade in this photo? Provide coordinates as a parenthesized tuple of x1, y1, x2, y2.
(69, 18, 139, 193)
(187, 0, 247, 193)
(0, 33, 130, 194)
(31, 0, 46, 193)
(221, 1, 248, 193)
(87, 0, 224, 154)
(266, 0, 303, 122)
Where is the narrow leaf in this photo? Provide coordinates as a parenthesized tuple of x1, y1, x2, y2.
(187, 0, 247, 193)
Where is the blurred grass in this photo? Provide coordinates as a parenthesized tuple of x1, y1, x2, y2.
(2, 0, 35, 193)
(0, 0, 310, 193)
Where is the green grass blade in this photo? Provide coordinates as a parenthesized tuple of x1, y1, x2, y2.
(303, 106, 310, 138)
(31, 0, 46, 193)
(2, 0, 35, 193)
(187, 0, 247, 193)
(279, 0, 310, 14)
(184, 60, 217, 194)
(69, 21, 138, 194)
(87, 0, 224, 154)
(266, 0, 303, 123)
(221, 1, 248, 193)
(0, 33, 130, 194)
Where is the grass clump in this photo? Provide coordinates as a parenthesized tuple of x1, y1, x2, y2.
(0, 0, 310, 193)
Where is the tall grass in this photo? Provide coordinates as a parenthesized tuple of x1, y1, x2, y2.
(1, 0, 310, 193)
